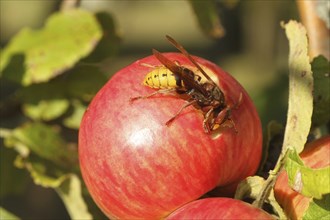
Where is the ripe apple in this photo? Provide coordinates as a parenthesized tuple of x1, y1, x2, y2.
(274, 136, 330, 219)
(79, 52, 262, 219)
(165, 197, 274, 219)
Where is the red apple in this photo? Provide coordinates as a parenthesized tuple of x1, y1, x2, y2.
(274, 136, 330, 219)
(165, 197, 274, 219)
(79, 53, 262, 219)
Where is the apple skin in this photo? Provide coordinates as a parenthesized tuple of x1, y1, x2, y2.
(274, 136, 330, 219)
(79, 53, 262, 219)
(165, 198, 274, 219)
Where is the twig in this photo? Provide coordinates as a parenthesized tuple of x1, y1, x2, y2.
(252, 151, 287, 208)
(297, 0, 330, 60)
(60, 0, 81, 11)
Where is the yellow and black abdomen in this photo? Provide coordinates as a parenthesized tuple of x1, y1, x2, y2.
(143, 67, 181, 89)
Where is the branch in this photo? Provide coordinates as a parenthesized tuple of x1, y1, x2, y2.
(60, 0, 81, 11)
(297, 0, 330, 60)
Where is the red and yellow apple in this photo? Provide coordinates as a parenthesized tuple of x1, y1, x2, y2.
(79, 53, 262, 219)
(165, 197, 274, 219)
(274, 136, 330, 219)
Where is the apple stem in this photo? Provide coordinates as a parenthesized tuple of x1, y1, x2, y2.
(252, 150, 289, 208)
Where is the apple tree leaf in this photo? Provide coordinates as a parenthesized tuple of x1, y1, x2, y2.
(2, 124, 95, 219)
(14, 155, 71, 188)
(3, 124, 71, 186)
(0, 145, 28, 198)
(3, 140, 95, 220)
(235, 176, 266, 199)
(285, 149, 330, 199)
(56, 174, 93, 220)
(311, 55, 330, 127)
(63, 100, 87, 129)
(0, 207, 20, 220)
(23, 99, 69, 121)
(8, 151, 94, 219)
(3, 122, 77, 169)
(303, 194, 330, 220)
(18, 65, 106, 121)
(188, 0, 225, 38)
(282, 20, 313, 154)
(0, 9, 102, 85)
(64, 65, 108, 101)
(19, 82, 69, 121)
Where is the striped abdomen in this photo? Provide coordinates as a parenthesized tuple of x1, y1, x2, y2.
(143, 67, 180, 89)
(143, 66, 203, 89)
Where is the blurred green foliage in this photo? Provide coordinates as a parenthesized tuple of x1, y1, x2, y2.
(0, 7, 117, 220)
(0, 9, 103, 85)
(311, 55, 330, 127)
(0, 1, 329, 219)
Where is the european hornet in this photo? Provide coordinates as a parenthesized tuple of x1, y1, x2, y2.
(130, 35, 241, 133)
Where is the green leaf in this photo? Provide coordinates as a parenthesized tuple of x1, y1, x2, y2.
(0, 9, 102, 85)
(0, 207, 20, 220)
(303, 194, 330, 220)
(64, 65, 108, 101)
(282, 20, 313, 154)
(0, 54, 25, 84)
(311, 55, 330, 127)
(1, 125, 93, 219)
(235, 176, 266, 199)
(2, 141, 94, 218)
(63, 100, 87, 129)
(56, 174, 93, 220)
(189, 0, 225, 38)
(0, 145, 28, 198)
(23, 99, 69, 121)
(14, 155, 70, 188)
(4, 122, 77, 168)
(2, 122, 79, 188)
(285, 149, 330, 199)
(18, 65, 106, 121)
(19, 83, 69, 121)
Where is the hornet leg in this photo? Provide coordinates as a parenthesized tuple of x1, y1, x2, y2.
(203, 107, 214, 133)
(130, 88, 176, 103)
(165, 100, 197, 126)
(214, 107, 237, 133)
